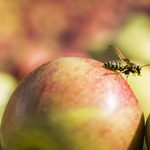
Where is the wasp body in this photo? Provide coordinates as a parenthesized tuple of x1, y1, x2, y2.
(103, 45, 150, 82)
(104, 61, 123, 71)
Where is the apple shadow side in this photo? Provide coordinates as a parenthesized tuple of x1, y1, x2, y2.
(127, 114, 145, 150)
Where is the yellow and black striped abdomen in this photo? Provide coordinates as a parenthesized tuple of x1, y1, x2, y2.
(104, 61, 123, 70)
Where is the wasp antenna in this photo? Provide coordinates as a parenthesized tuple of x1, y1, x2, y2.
(141, 64, 150, 68)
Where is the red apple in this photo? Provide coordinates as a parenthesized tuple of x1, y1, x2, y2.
(14, 41, 61, 80)
(1, 57, 144, 150)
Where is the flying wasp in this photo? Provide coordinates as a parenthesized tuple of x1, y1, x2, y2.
(103, 45, 150, 82)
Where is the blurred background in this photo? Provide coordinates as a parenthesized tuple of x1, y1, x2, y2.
(1, 0, 150, 149)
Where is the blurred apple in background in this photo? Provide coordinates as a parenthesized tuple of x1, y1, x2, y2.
(0, 71, 18, 150)
(13, 40, 61, 80)
(125, 0, 150, 10)
(1, 57, 144, 150)
(0, 1, 21, 42)
(0, 71, 18, 122)
(114, 14, 150, 64)
(0, 1, 22, 76)
(19, 0, 130, 52)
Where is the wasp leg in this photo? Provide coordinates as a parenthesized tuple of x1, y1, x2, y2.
(134, 70, 142, 77)
(115, 69, 128, 80)
(132, 72, 136, 77)
(126, 72, 131, 82)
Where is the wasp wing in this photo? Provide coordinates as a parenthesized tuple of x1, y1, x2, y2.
(108, 45, 132, 67)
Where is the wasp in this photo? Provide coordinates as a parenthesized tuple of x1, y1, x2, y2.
(103, 45, 150, 82)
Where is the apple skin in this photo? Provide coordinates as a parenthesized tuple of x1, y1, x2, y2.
(1, 57, 144, 150)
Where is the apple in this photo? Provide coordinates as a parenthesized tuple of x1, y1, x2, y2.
(125, 0, 150, 10)
(19, 0, 130, 52)
(0, 71, 18, 122)
(114, 14, 150, 64)
(14, 41, 61, 80)
(1, 57, 144, 150)
(0, 71, 18, 150)
(0, 1, 21, 42)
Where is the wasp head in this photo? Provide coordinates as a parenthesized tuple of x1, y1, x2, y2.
(136, 66, 142, 75)
(131, 63, 142, 75)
